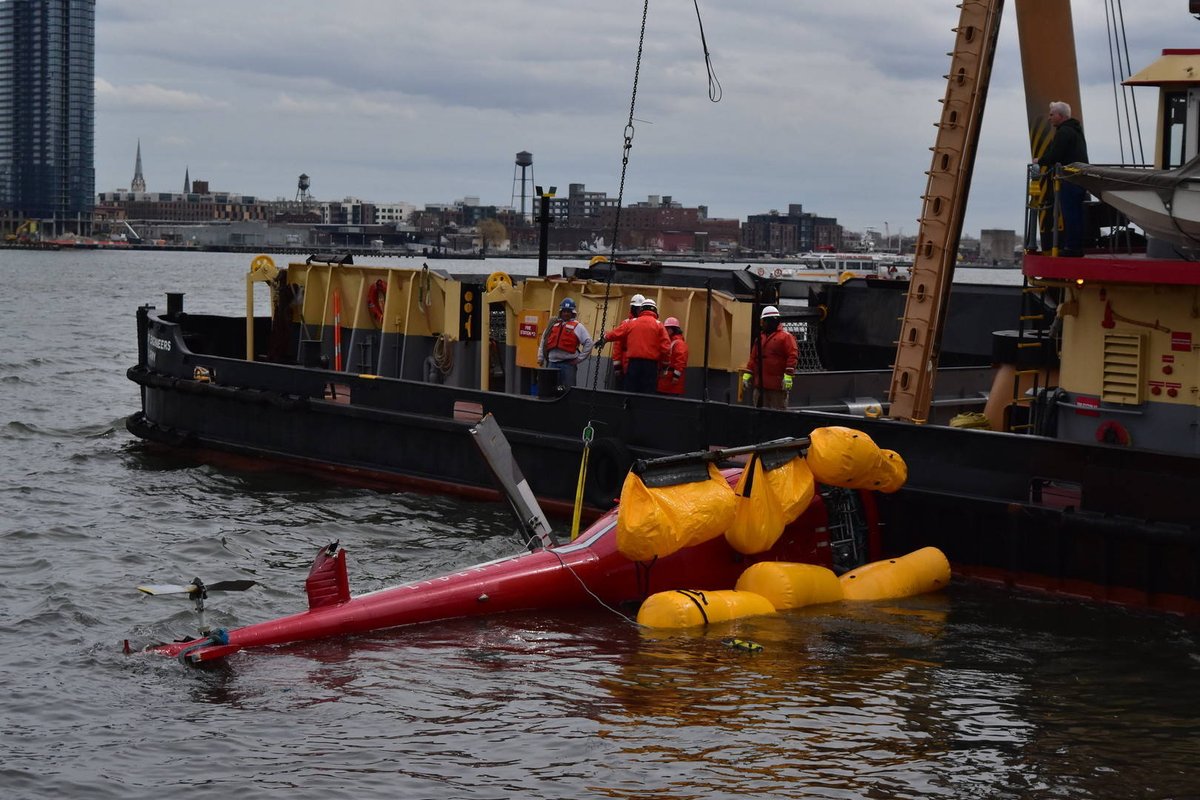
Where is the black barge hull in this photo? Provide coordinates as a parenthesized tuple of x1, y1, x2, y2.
(129, 309, 1200, 615)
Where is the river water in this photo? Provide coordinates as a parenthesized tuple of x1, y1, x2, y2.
(1, 249, 1197, 800)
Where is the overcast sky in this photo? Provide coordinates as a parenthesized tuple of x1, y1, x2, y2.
(94, 1, 1188, 238)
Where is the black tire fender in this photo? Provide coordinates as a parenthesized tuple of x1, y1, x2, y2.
(585, 437, 632, 508)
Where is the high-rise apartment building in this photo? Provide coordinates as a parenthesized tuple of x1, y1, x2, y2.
(0, 0, 95, 236)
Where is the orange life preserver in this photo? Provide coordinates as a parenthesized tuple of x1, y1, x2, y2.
(1095, 420, 1132, 446)
(367, 279, 387, 325)
(544, 318, 583, 356)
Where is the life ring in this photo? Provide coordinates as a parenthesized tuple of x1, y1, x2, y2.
(585, 437, 632, 508)
(756, 267, 765, 276)
(1095, 420, 1132, 446)
(772, 268, 783, 278)
(367, 279, 387, 325)
(486, 271, 514, 292)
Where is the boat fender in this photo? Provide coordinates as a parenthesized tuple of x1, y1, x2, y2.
(1095, 420, 1132, 446)
(585, 437, 632, 507)
(486, 271, 514, 292)
(367, 279, 387, 325)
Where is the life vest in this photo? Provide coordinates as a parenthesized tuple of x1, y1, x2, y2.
(544, 318, 582, 355)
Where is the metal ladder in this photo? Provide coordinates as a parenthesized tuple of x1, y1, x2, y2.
(1007, 277, 1056, 433)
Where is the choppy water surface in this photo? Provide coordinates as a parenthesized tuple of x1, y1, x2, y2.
(1, 250, 1197, 800)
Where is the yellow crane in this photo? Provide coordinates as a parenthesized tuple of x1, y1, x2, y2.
(5, 219, 38, 243)
(888, 0, 1083, 423)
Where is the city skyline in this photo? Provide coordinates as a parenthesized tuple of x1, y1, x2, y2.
(93, 2, 1183, 235)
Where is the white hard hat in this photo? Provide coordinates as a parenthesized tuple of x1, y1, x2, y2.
(641, 298, 657, 311)
(630, 293, 646, 306)
(761, 305, 781, 319)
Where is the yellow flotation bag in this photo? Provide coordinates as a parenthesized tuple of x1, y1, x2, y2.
(616, 463, 736, 562)
(762, 456, 816, 522)
(725, 455, 817, 555)
(735, 562, 844, 610)
(839, 547, 951, 601)
(873, 449, 908, 494)
(806, 426, 883, 488)
(637, 589, 776, 629)
(724, 456, 785, 554)
(841, 447, 909, 493)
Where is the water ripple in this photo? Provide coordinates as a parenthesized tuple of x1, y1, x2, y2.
(2, 251, 1198, 800)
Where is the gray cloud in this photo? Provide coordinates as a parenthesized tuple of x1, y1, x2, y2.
(94, 0, 1186, 234)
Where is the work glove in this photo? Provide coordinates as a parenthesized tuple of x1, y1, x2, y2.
(782, 373, 794, 391)
(740, 373, 751, 389)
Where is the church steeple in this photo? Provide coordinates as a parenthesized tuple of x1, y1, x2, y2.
(183, 166, 190, 194)
(131, 140, 146, 192)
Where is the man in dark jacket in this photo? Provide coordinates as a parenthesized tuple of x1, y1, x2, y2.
(1038, 100, 1089, 257)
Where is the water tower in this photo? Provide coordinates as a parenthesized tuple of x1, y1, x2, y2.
(296, 173, 312, 209)
(511, 152, 534, 221)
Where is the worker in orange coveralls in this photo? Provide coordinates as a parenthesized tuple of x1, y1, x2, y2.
(603, 297, 669, 394)
(609, 293, 644, 390)
(657, 316, 688, 396)
(741, 305, 797, 409)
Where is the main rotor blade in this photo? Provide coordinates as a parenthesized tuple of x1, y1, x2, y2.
(137, 580, 257, 596)
(206, 580, 257, 592)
